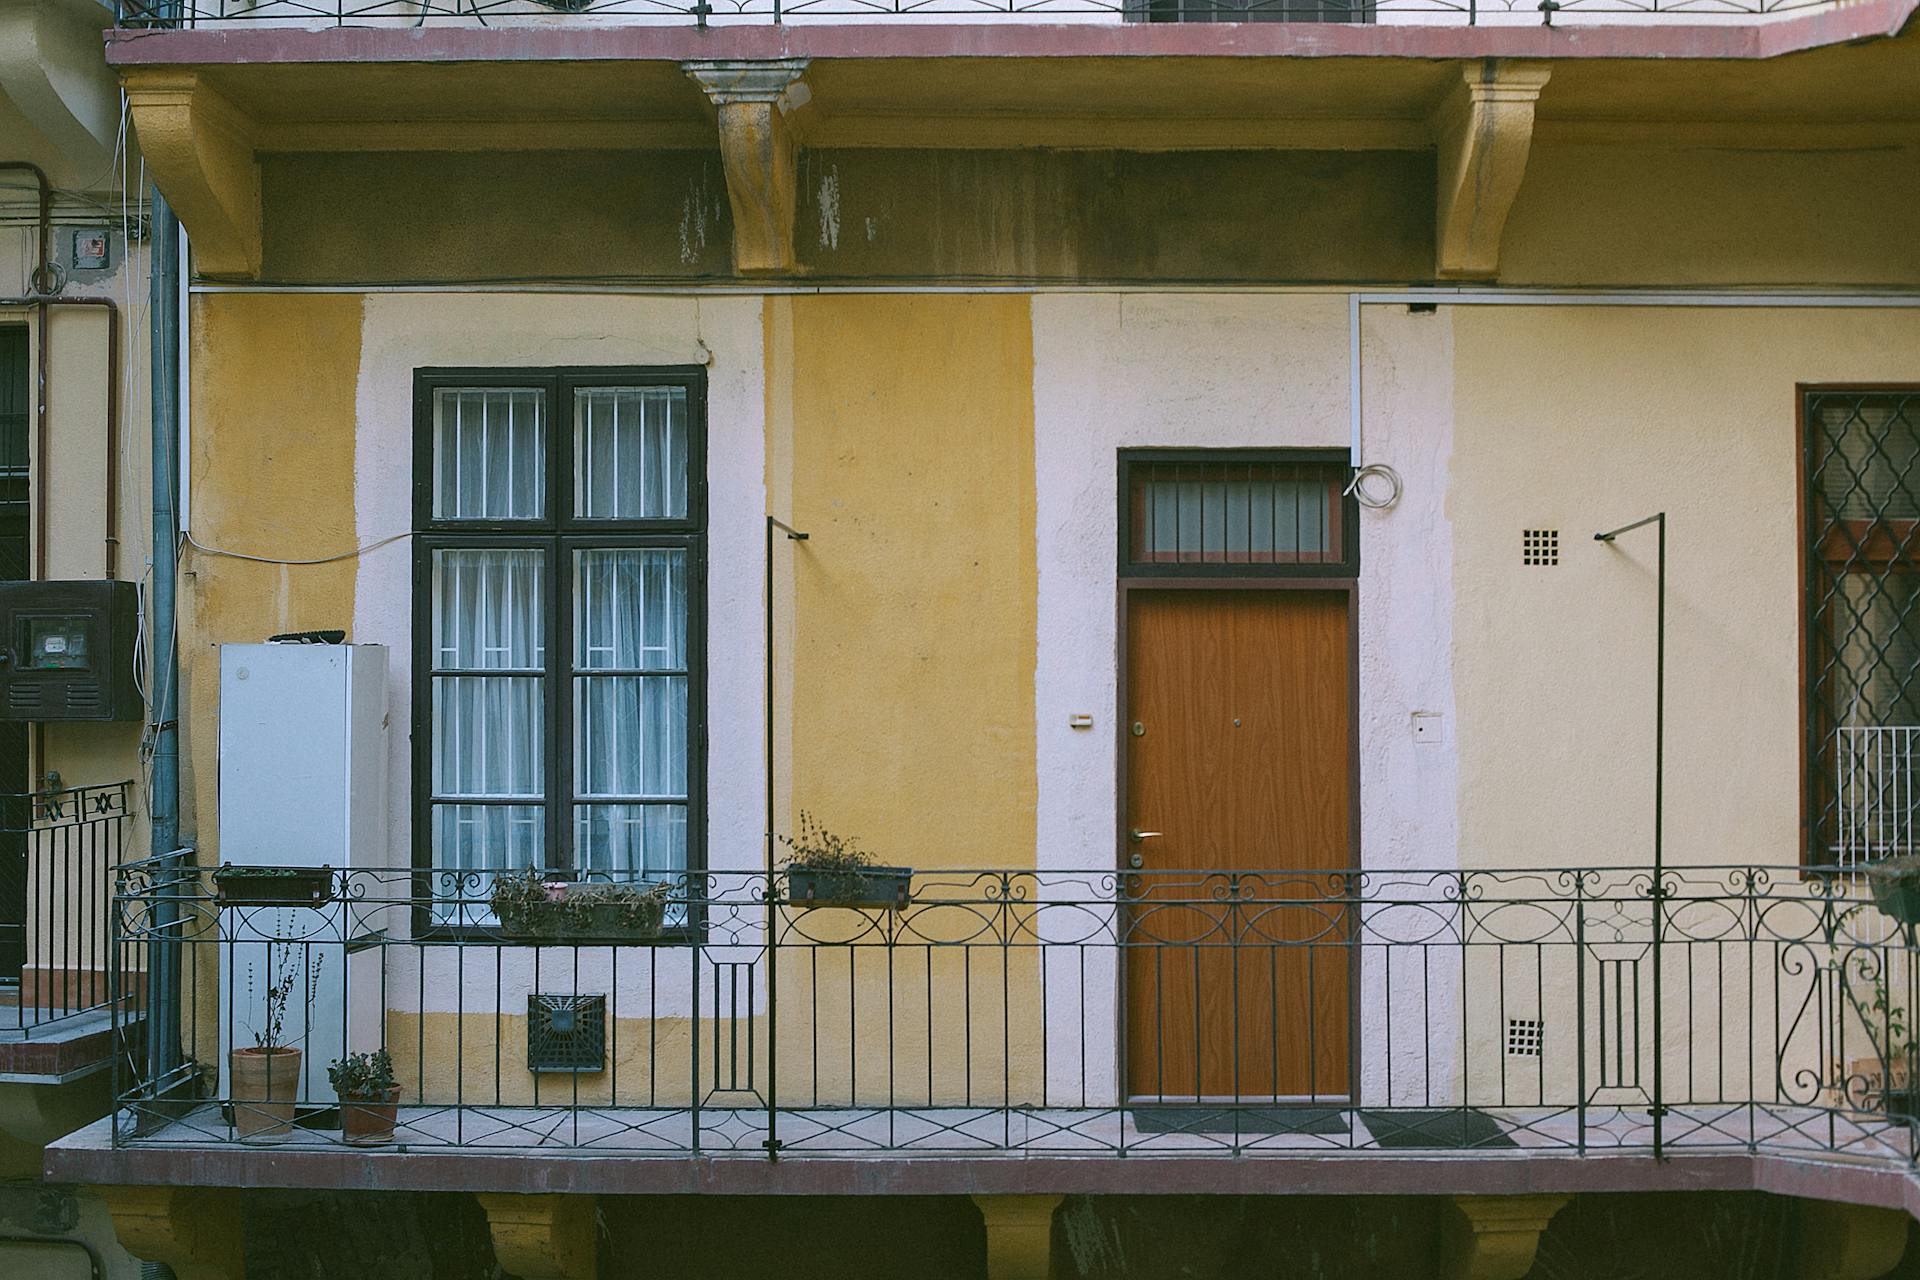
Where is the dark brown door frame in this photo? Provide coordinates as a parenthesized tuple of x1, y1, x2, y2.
(1111, 448, 1363, 1104)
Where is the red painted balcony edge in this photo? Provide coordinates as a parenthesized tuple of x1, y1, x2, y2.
(39, 1125, 1920, 1215)
(103, 0, 1919, 67)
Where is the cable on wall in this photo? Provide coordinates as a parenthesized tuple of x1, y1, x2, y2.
(182, 529, 411, 566)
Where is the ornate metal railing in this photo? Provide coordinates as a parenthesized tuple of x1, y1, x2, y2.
(113, 0, 1844, 29)
(107, 861, 1920, 1161)
(0, 782, 133, 1038)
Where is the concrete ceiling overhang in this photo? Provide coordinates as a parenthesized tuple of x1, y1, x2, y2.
(106, 1, 1920, 277)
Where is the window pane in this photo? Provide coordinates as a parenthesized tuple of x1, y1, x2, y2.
(575, 804, 686, 879)
(1129, 462, 1340, 565)
(433, 549, 546, 671)
(433, 803, 545, 874)
(574, 548, 685, 671)
(434, 388, 545, 521)
(573, 387, 688, 520)
(574, 676, 687, 799)
(432, 548, 547, 873)
(432, 677, 543, 798)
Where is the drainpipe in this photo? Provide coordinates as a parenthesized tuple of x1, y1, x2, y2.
(144, 186, 181, 1090)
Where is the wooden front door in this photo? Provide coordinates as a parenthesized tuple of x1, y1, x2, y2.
(1123, 588, 1353, 1101)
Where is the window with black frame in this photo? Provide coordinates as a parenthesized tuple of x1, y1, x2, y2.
(413, 369, 704, 894)
(1806, 388, 1920, 865)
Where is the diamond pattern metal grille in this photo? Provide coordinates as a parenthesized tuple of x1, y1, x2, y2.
(1807, 390, 1920, 865)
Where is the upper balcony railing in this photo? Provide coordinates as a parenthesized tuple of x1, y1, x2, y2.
(106, 860, 1920, 1163)
(111, 0, 1847, 29)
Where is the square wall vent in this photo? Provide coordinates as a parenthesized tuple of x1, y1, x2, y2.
(528, 994, 607, 1073)
(1506, 1018, 1544, 1058)
(1522, 529, 1560, 567)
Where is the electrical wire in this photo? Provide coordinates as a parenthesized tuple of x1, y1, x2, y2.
(182, 529, 412, 566)
(1345, 463, 1403, 510)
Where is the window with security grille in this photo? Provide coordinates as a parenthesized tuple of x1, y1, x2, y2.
(1806, 388, 1920, 865)
(414, 368, 705, 895)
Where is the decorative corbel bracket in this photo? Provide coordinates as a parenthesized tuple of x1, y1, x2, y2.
(122, 69, 262, 279)
(683, 59, 812, 276)
(475, 1193, 598, 1280)
(1797, 1200, 1910, 1280)
(98, 1185, 244, 1280)
(1430, 60, 1552, 281)
(1440, 1194, 1569, 1280)
(971, 1194, 1063, 1280)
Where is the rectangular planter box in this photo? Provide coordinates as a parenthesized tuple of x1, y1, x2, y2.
(494, 894, 668, 944)
(213, 865, 336, 907)
(785, 865, 913, 911)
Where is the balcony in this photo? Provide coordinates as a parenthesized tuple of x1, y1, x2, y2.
(56, 857, 1920, 1203)
(110, 0, 1857, 26)
(0, 782, 133, 1084)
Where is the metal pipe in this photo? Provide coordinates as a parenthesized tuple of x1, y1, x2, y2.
(764, 514, 806, 1160)
(145, 186, 182, 1091)
(1596, 511, 1666, 1158)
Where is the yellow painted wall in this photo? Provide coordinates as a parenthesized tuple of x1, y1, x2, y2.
(179, 293, 362, 1065)
(1448, 306, 1920, 871)
(774, 295, 1038, 871)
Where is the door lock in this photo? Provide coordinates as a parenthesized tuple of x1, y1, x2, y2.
(1128, 852, 1145, 869)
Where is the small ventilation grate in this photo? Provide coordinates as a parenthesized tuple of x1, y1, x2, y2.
(527, 994, 606, 1073)
(1506, 1018, 1544, 1058)
(1522, 529, 1560, 567)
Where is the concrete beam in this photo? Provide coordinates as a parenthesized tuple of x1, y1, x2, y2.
(0, 1, 120, 178)
(683, 59, 811, 276)
(97, 1185, 243, 1280)
(475, 1193, 598, 1280)
(122, 69, 261, 279)
(972, 1193, 1062, 1280)
(1429, 60, 1551, 281)
(1800, 1201, 1909, 1280)
(1440, 1194, 1568, 1280)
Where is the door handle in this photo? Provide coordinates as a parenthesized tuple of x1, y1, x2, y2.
(1129, 830, 1162, 843)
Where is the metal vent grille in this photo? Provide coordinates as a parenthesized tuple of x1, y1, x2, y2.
(527, 994, 606, 1073)
(1522, 529, 1559, 566)
(1505, 1018, 1543, 1058)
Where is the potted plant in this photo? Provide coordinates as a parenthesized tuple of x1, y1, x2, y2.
(489, 869, 671, 942)
(1865, 855, 1920, 928)
(780, 812, 912, 911)
(1832, 901, 1920, 1119)
(229, 944, 321, 1143)
(329, 1049, 401, 1146)
(213, 863, 336, 907)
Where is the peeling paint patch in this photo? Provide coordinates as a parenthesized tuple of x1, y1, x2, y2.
(1060, 1197, 1126, 1276)
(679, 168, 718, 267)
(818, 167, 841, 252)
(865, 215, 878, 243)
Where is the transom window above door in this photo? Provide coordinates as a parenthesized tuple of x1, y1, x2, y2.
(413, 369, 706, 886)
(1121, 451, 1357, 576)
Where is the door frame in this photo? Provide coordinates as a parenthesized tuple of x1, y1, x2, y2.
(1112, 448, 1362, 1104)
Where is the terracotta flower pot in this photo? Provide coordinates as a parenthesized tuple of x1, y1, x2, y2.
(340, 1085, 401, 1146)
(230, 1046, 302, 1143)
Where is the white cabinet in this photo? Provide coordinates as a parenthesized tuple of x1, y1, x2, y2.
(215, 643, 390, 1108)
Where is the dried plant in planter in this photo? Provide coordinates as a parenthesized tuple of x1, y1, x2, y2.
(489, 868, 671, 941)
(231, 944, 324, 1143)
(779, 812, 912, 910)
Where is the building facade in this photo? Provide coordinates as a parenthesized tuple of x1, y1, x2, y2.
(28, 0, 1920, 1276)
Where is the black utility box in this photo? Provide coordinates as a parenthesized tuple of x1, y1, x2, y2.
(0, 580, 141, 721)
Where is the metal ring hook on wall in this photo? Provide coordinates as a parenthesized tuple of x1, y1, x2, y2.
(1345, 463, 1403, 510)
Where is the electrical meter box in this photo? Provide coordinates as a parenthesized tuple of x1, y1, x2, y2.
(0, 580, 141, 722)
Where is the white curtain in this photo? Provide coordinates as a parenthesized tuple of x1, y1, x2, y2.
(574, 548, 687, 879)
(431, 548, 547, 872)
(574, 387, 688, 520)
(434, 388, 545, 521)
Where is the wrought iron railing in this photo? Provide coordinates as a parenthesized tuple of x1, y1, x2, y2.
(0, 782, 133, 1038)
(112, 0, 1845, 29)
(107, 861, 1920, 1161)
